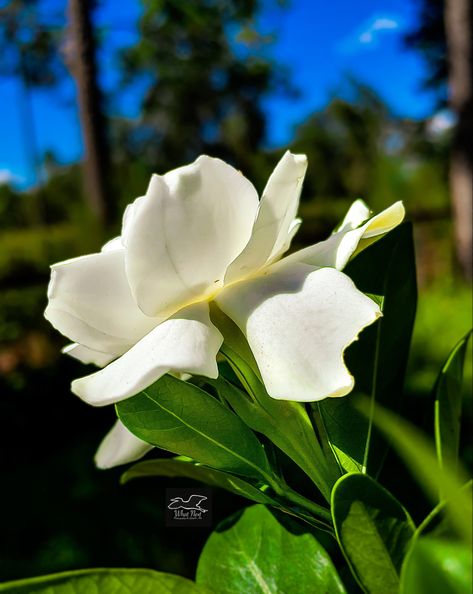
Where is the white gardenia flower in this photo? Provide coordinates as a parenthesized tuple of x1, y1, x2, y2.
(45, 152, 404, 468)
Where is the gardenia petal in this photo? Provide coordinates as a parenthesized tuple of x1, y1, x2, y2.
(225, 151, 307, 282)
(265, 154, 308, 262)
(101, 236, 123, 252)
(125, 156, 260, 317)
(284, 201, 405, 270)
(275, 217, 302, 262)
(336, 199, 371, 232)
(62, 343, 116, 367)
(121, 200, 138, 242)
(71, 303, 222, 406)
(216, 262, 380, 402)
(44, 250, 158, 356)
(95, 420, 153, 469)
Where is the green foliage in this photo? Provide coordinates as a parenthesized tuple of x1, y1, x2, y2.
(0, 1, 64, 87)
(404, 0, 447, 101)
(196, 504, 347, 594)
(398, 484, 473, 594)
(0, 224, 99, 284)
(434, 331, 472, 475)
(293, 83, 388, 200)
(346, 223, 417, 420)
(0, 568, 207, 594)
(206, 313, 339, 500)
(400, 537, 472, 594)
(209, 305, 341, 498)
(317, 223, 417, 475)
(331, 473, 415, 594)
(116, 374, 272, 481)
(117, 0, 281, 178)
(407, 282, 472, 396)
(357, 400, 472, 544)
(117, 375, 333, 529)
(369, 152, 449, 212)
(0, 286, 46, 342)
(121, 457, 277, 505)
(292, 81, 449, 215)
(0, 164, 86, 231)
(121, 454, 332, 532)
(0, 185, 31, 230)
(210, 370, 339, 501)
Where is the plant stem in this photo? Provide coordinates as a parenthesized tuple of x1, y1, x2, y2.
(281, 486, 333, 524)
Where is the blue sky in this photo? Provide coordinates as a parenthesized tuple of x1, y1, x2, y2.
(0, 0, 437, 187)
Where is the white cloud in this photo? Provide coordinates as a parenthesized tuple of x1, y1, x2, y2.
(0, 169, 15, 185)
(359, 18, 399, 44)
(0, 169, 21, 186)
(338, 14, 403, 54)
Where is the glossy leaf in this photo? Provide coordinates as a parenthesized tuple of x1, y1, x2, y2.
(400, 537, 472, 594)
(318, 223, 417, 474)
(116, 374, 272, 482)
(121, 457, 277, 505)
(0, 568, 208, 594)
(434, 330, 472, 474)
(196, 504, 347, 594)
(357, 399, 472, 544)
(331, 472, 415, 594)
(208, 369, 339, 501)
(313, 399, 367, 474)
(122, 457, 332, 531)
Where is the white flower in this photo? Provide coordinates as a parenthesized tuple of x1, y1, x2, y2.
(45, 152, 404, 468)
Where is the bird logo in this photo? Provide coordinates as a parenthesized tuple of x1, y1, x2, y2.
(167, 494, 208, 513)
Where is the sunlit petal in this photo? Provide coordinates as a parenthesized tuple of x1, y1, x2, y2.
(101, 236, 123, 252)
(336, 199, 371, 232)
(225, 151, 307, 281)
(62, 343, 116, 367)
(44, 250, 157, 356)
(216, 262, 380, 402)
(71, 303, 222, 406)
(284, 201, 405, 270)
(125, 156, 259, 317)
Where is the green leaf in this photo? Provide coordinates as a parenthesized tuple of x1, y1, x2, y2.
(331, 472, 415, 594)
(319, 223, 417, 475)
(400, 537, 472, 594)
(434, 330, 472, 475)
(121, 457, 332, 531)
(313, 400, 367, 474)
(357, 399, 472, 544)
(399, 484, 473, 594)
(0, 568, 208, 594)
(196, 504, 347, 594)
(116, 374, 272, 482)
(121, 457, 277, 505)
(208, 370, 339, 501)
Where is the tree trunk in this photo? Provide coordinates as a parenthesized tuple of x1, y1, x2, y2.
(66, 0, 112, 225)
(445, 0, 472, 280)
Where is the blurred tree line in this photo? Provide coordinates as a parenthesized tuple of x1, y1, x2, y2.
(0, 0, 469, 263)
